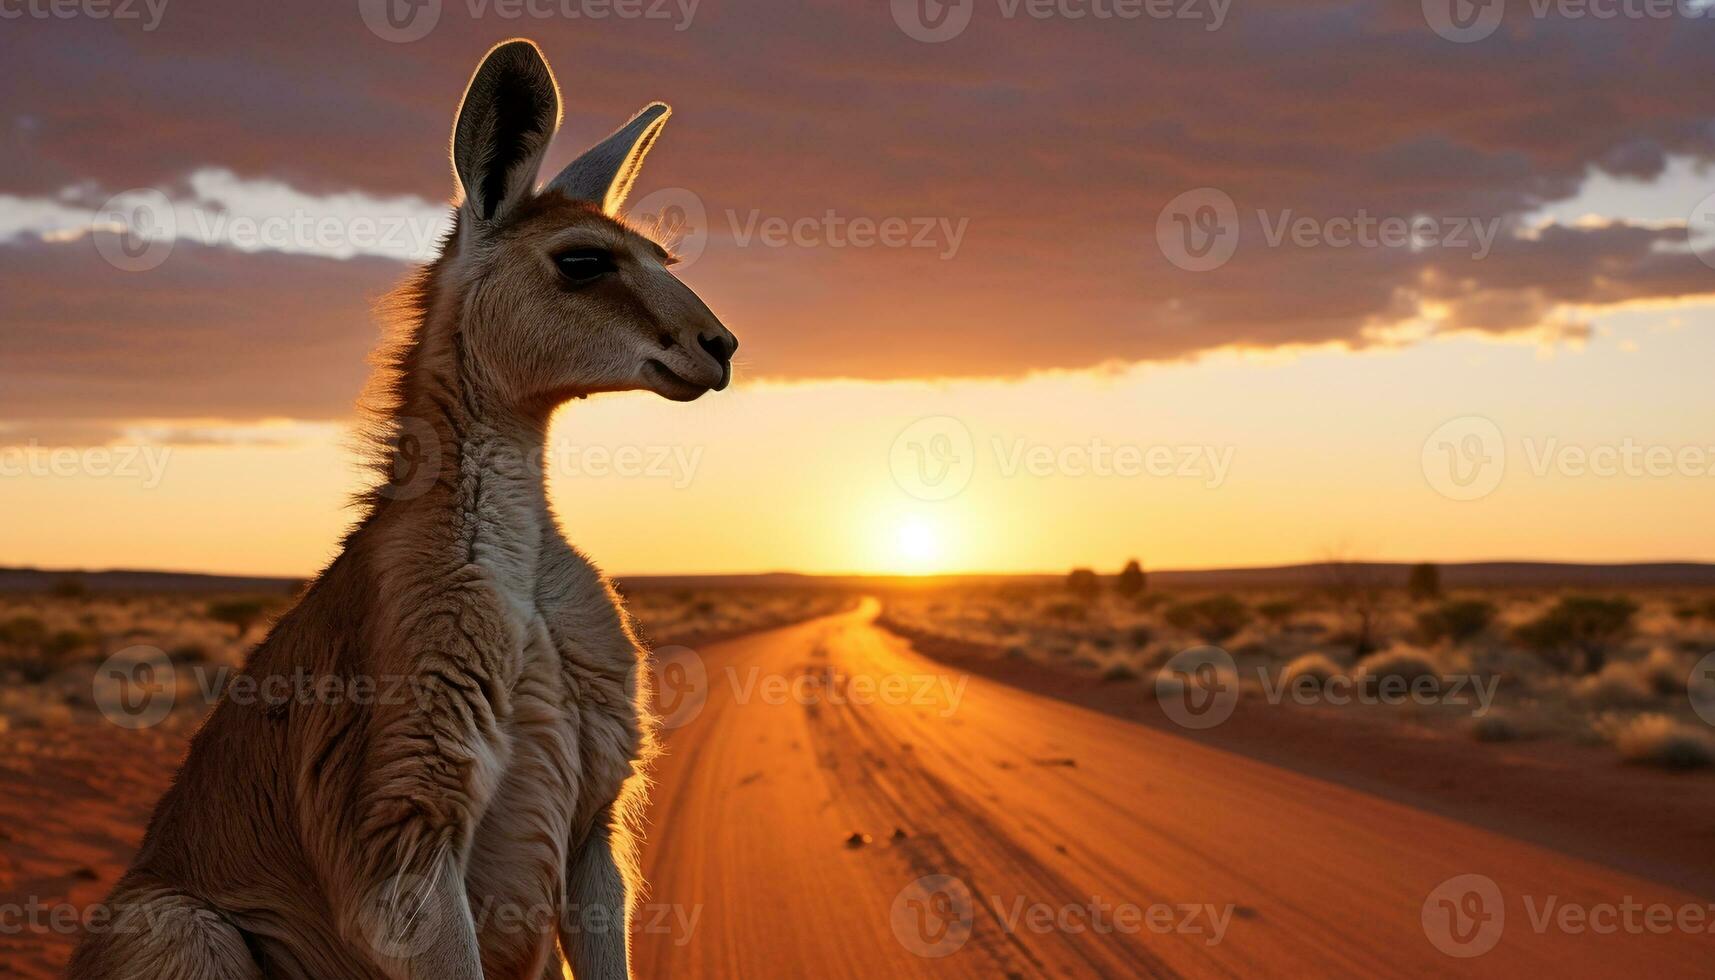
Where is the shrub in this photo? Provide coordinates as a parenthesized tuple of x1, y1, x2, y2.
(1115, 560, 1147, 599)
(1101, 662, 1140, 683)
(1574, 664, 1655, 709)
(207, 599, 271, 640)
(1608, 714, 1715, 770)
(0, 616, 47, 649)
(168, 644, 210, 666)
(1417, 599, 1496, 645)
(1163, 595, 1250, 643)
(50, 577, 89, 599)
(1512, 595, 1637, 675)
(1318, 559, 1389, 657)
(1043, 601, 1086, 622)
(1256, 600, 1298, 625)
(1280, 653, 1341, 696)
(0, 626, 93, 682)
(1066, 568, 1100, 601)
(1470, 712, 1526, 743)
(1407, 562, 1441, 601)
(41, 630, 93, 661)
(1638, 647, 1688, 697)
(1355, 647, 1441, 698)
(1152, 656, 1236, 701)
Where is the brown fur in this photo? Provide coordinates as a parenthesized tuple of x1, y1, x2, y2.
(70, 40, 734, 980)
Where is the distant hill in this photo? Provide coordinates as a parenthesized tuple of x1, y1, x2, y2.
(0, 567, 303, 595)
(4, 561, 1714, 595)
(0, 567, 850, 596)
(1143, 561, 1715, 590)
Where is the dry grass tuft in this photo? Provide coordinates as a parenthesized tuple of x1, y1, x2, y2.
(1605, 714, 1715, 770)
(1574, 663, 1657, 709)
(1280, 653, 1342, 694)
(1355, 646, 1441, 695)
(1469, 712, 1528, 743)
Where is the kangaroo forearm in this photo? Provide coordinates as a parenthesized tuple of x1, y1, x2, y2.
(561, 809, 635, 980)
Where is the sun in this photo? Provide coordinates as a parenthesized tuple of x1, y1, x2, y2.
(896, 517, 941, 567)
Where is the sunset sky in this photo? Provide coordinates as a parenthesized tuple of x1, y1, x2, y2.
(4, 1, 1715, 576)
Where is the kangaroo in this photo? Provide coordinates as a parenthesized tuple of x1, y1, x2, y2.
(70, 39, 735, 980)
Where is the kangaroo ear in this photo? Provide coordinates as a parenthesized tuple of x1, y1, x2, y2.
(452, 40, 561, 226)
(546, 103, 670, 216)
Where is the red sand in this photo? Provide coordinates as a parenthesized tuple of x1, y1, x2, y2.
(5, 600, 1713, 977)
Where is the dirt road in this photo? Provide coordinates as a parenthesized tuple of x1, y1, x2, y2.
(635, 600, 1714, 978)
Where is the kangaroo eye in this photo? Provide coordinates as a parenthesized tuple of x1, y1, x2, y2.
(555, 249, 616, 285)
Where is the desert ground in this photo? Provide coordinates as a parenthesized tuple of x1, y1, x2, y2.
(2, 573, 1714, 976)
(0, 580, 850, 977)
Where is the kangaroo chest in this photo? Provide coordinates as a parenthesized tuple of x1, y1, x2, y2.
(461, 571, 643, 976)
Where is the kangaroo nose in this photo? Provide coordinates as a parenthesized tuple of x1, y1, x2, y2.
(698, 331, 737, 364)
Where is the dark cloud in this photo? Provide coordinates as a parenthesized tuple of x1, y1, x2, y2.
(4, 0, 1715, 426)
(0, 238, 394, 426)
